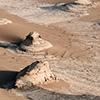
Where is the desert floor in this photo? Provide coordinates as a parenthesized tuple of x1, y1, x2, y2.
(0, 0, 100, 100)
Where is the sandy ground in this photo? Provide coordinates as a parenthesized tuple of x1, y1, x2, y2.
(0, 0, 100, 100)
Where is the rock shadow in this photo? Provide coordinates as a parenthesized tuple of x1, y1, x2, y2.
(98, 23, 100, 26)
(0, 32, 23, 45)
(19, 85, 100, 100)
(0, 42, 18, 50)
(0, 70, 100, 100)
(40, 2, 78, 12)
(0, 36, 24, 52)
(0, 70, 18, 89)
(0, 32, 24, 51)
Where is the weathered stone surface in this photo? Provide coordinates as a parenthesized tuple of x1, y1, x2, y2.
(0, 18, 12, 25)
(15, 61, 56, 89)
(20, 32, 53, 52)
(75, 0, 91, 5)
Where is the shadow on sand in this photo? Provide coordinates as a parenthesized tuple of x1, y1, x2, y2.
(40, 2, 77, 12)
(0, 70, 100, 100)
(0, 70, 18, 89)
(0, 32, 24, 52)
(0, 35, 24, 51)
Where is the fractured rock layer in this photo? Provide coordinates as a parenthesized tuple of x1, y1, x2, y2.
(15, 61, 56, 89)
(20, 32, 53, 52)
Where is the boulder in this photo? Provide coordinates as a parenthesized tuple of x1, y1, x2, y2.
(20, 32, 53, 52)
(75, 0, 91, 5)
(15, 61, 56, 89)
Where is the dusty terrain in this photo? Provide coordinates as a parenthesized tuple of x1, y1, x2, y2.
(0, 0, 100, 100)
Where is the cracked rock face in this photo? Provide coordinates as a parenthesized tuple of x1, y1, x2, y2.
(75, 0, 91, 5)
(20, 32, 53, 52)
(15, 61, 56, 89)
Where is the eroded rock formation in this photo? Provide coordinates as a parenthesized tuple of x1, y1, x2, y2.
(0, 18, 12, 25)
(75, 0, 91, 5)
(15, 61, 57, 89)
(20, 32, 53, 52)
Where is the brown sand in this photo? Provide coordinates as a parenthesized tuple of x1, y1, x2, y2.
(40, 0, 75, 4)
(0, 89, 27, 100)
(0, 9, 73, 59)
(0, 9, 71, 100)
(0, 0, 100, 100)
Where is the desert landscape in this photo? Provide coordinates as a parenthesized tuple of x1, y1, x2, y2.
(0, 0, 100, 100)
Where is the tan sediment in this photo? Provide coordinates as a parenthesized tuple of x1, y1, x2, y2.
(0, 0, 100, 100)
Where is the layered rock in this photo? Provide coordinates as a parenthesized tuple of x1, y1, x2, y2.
(0, 18, 12, 25)
(75, 0, 91, 5)
(15, 61, 56, 89)
(20, 32, 53, 52)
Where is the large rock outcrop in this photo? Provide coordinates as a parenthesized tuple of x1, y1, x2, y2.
(75, 0, 91, 5)
(20, 32, 53, 52)
(15, 61, 56, 89)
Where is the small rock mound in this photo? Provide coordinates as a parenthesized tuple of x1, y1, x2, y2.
(0, 18, 12, 25)
(75, 0, 91, 5)
(15, 61, 57, 89)
(20, 32, 53, 52)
